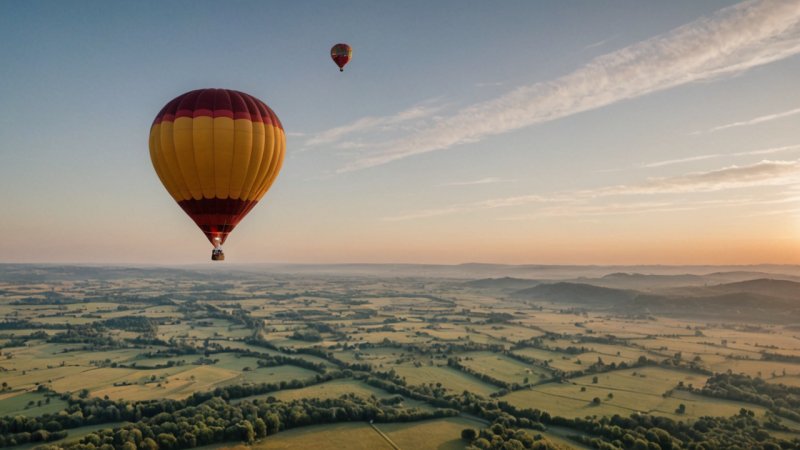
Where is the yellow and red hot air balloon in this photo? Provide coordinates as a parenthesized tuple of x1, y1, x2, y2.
(148, 89, 285, 261)
(330, 43, 352, 72)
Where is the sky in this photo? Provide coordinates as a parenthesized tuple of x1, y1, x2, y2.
(2, 0, 800, 265)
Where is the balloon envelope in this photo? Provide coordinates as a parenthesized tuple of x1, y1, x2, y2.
(148, 88, 285, 247)
(331, 43, 352, 71)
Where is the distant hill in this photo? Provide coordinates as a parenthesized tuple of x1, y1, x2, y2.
(558, 272, 800, 291)
(702, 271, 800, 283)
(463, 277, 539, 290)
(701, 278, 800, 300)
(510, 279, 800, 323)
(0, 264, 208, 282)
(236, 263, 800, 280)
(512, 282, 638, 305)
(659, 278, 800, 301)
(589, 273, 708, 290)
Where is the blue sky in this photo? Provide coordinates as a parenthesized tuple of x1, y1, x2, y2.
(2, 0, 800, 264)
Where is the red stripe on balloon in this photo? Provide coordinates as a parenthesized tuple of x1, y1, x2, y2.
(151, 89, 283, 129)
(177, 198, 259, 245)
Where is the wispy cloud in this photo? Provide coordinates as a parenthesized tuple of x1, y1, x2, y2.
(642, 144, 800, 168)
(384, 159, 800, 221)
(583, 36, 616, 51)
(598, 159, 800, 196)
(699, 106, 800, 134)
(340, 0, 800, 172)
(304, 103, 443, 148)
(440, 177, 516, 187)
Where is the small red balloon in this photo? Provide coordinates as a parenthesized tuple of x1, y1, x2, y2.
(331, 43, 352, 72)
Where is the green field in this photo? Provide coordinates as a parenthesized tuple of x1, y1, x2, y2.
(505, 367, 772, 420)
(393, 364, 499, 397)
(248, 422, 391, 450)
(377, 417, 476, 450)
(0, 391, 67, 417)
(259, 380, 394, 403)
(459, 351, 552, 385)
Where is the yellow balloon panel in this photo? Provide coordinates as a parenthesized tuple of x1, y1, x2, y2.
(151, 118, 284, 201)
(240, 122, 266, 200)
(172, 117, 204, 200)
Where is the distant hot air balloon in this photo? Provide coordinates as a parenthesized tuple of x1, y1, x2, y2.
(331, 43, 352, 72)
(148, 89, 285, 261)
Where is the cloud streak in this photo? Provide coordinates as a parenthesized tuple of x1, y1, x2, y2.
(341, 0, 800, 171)
(642, 144, 800, 168)
(304, 103, 443, 148)
(384, 159, 800, 221)
(702, 106, 800, 134)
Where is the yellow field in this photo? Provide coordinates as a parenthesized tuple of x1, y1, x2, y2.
(393, 364, 499, 397)
(710, 359, 800, 378)
(248, 422, 392, 450)
(511, 348, 579, 372)
(504, 367, 771, 420)
(270, 379, 393, 402)
(377, 417, 475, 450)
(470, 324, 545, 343)
(92, 365, 241, 401)
(459, 351, 551, 384)
(767, 375, 800, 387)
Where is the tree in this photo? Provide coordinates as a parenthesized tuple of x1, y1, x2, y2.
(254, 418, 267, 438)
(265, 413, 281, 434)
(241, 420, 256, 443)
(157, 433, 178, 450)
(140, 437, 158, 450)
(472, 437, 492, 449)
(461, 428, 477, 441)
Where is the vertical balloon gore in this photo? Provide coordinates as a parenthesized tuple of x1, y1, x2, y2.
(331, 43, 352, 71)
(149, 88, 286, 255)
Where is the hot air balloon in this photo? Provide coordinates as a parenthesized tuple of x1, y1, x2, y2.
(331, 43, 352, 72)
(148, 89, 285, 261)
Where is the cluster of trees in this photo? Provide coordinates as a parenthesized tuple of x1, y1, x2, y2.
(684, 373, 800, 421)
(464, 423, 563, 449)
(494, 401, 797, 450)
(290, 329, 323, 342)
(25, 392, 453, 450)
(0, 372, 458, 449)
(253, 354, 326, 373)
(100, 317, 158, 334)
(0, 320, 68, 330)
(760, 352, 800, 364)
(47, 326, 119, 348)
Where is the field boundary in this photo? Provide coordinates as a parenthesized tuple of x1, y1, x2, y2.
(369, 422, 400, 450)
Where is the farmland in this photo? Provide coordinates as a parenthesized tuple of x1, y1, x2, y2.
(1, 264, 800, 449)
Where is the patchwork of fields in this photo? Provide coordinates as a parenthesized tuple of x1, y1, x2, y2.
(1, 265, 799, 449)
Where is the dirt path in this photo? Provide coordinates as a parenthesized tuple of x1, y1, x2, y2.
(369, 422, 401, 450)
